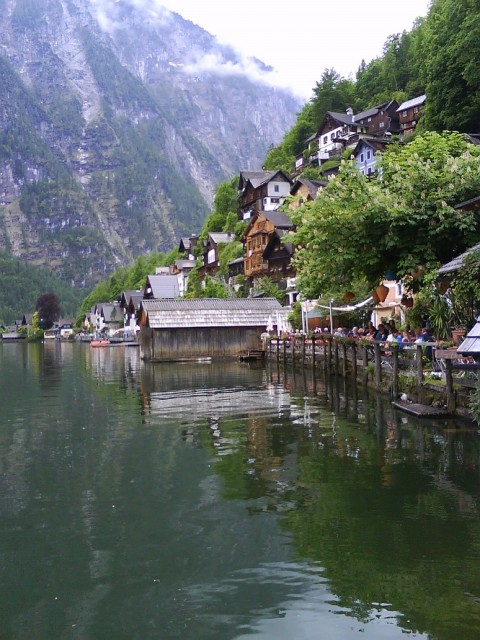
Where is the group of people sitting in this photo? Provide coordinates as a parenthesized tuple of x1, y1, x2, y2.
(326, 322, 435, 345)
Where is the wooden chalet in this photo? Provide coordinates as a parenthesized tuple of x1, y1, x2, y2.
(178, 234, 199, 260)
(243, 211, 294, 282)
(396, 94, 426, 136)
(354, 99, 399, 136)
(288, 178, 326, 208)
(238, 170, 292, 221)
(138, 298, 290, 361)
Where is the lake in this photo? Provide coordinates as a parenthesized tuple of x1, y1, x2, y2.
(1, 341, 480, 639)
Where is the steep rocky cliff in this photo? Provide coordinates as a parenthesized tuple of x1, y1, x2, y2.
(0, 0, 299, 287)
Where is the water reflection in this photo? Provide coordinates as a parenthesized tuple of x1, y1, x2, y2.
(0, 343, 479, 639)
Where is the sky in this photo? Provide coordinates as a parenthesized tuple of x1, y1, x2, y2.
(158, 0, 432, 99)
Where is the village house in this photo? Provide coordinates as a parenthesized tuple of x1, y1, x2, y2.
(170, 258, 197, 296)
(201, 231, 236, 277)
(352, 138, 390, 175)
(396, 94, 426, 136)
(178, 234, 199, 260)
(119, 290, 143, 333)
(298, 108, 369, 172)
(288, 178, 326, 208)
(354, 99, 399, 136)
(243, 211, 295, 282)
(238, 170, 292, 221)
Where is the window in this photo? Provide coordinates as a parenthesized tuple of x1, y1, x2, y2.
(360, 153, 364, 162)
(414, 106, 419, 113)
(331, 133, 335, 140)
(379, 121, 385, 128)
(367, 150, 371, 160)
(274, 184, 279, 192)
(368, 117, 372, 122)
(402, 110, 407, 117)
(323, 136, 327, 144)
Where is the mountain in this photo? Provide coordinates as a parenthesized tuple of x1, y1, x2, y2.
(0, 0, 299, 288)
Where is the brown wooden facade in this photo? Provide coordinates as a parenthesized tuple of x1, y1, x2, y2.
(243, 211, 294, 280)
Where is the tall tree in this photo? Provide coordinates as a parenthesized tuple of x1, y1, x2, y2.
(36, 293, 60, 329)
(421, 0, 480, 131)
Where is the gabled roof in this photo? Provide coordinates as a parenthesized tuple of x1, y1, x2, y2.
(174, 259, 196, 270)
(141, 298, 288, 329)
(352, 138, 390, 155)
(208, 232, 235, 245)
(354, 100, 398, 122)
(100, 303, 122, 322)
(396, 94, 426, 112)
(290, 178, 326, 198)
(262, 211, 294, 229)
(145, 275, 180, 298)
(238, 170, 292, 191)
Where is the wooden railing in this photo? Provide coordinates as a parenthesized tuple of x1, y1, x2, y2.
(266, 336, 479, 413)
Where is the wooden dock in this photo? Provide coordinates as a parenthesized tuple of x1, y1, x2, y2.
(238, 349, 265, 362)
(392, 400, 451, 418)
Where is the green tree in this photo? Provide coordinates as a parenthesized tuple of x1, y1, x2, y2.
(36, 293, 60, 329)
(421, 0, 480, 132)
(289, 132, 480, 299)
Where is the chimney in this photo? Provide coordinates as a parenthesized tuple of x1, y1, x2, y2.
(346, 107, 354, 117)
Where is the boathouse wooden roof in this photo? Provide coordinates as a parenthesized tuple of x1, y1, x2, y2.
(141, 298, 288, 329)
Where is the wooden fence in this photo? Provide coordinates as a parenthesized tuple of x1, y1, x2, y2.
(266, 336, 479, 413)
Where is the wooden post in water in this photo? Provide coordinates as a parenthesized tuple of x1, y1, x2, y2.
(327, 338, 332, 370)
(416, 345, 423, 388)
(362, 343, 369, 385)
(283, 338, 287, 365)
(302, 335, 306, 366)
(392, 347, 399, 400)
(352, 341, 357, 382)
(341, 342, 347, 377)
(334, 340, 339, 373)
(291, 336, 295, 370)
(445, 359, 455, 412)
(312, 335, 316, 369)
(276, 337, 280, 362)
(374, 342, 382, 389)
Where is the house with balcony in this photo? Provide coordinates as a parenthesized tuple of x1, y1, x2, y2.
(243, 211, 294, 285)
(396, 94, 426, 136)
(354, 100, 399, 136)
(238, 170, 292, 221)
(308, 108, 369, 165)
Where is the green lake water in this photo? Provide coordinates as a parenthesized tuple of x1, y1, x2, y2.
(1, 341, 480, 639)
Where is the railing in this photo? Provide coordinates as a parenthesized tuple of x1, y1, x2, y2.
(266, 336, 478, 413)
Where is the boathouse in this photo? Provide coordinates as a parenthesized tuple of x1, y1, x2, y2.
(139, 298, 290, 361)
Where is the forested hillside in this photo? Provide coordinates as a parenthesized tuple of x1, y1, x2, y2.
(265, 0, 480, 172)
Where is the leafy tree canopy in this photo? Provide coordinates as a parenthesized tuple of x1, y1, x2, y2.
(289, 132, 480, 299)
(36, 293, 60, 330)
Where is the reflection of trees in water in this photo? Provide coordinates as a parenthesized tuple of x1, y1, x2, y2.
(266, 369, 480, 640)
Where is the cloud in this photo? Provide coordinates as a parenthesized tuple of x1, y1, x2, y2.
(181, 49, 304, 98)
(90, 0, 173, 33)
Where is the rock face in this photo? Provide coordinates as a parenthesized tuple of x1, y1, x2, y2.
(0, 0, 299, 287)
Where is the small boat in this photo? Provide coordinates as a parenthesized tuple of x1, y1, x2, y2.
(91, 339, 111, 347)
